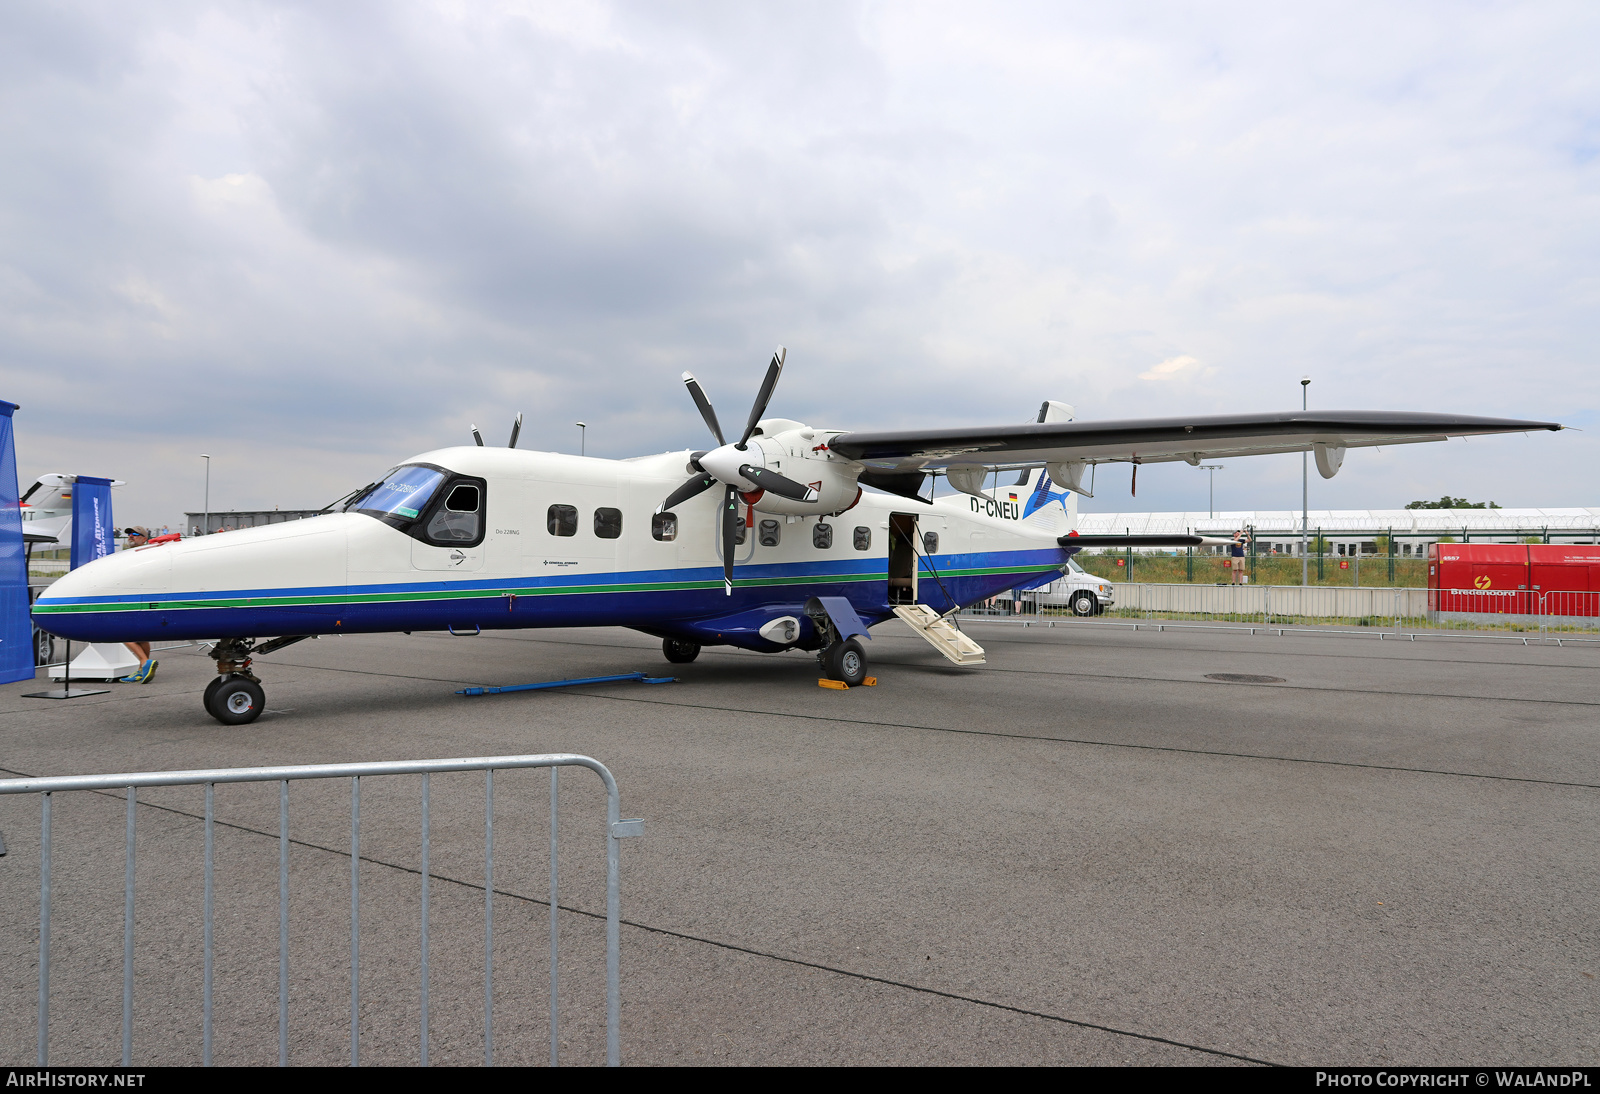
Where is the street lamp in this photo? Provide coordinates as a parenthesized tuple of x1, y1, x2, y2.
(576, 422, 586, 457)
(1301, 377, 1310, 586)
(1201, 465, 1223, 519)
(201, 454, 211, 536)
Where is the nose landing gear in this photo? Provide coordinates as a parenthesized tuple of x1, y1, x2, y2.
(204, 635, 311, 725)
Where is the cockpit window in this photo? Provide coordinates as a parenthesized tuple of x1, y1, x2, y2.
(355, 466, 446, 522)
(1066, 556, 1086, 574)
(425, 484, 482, 542)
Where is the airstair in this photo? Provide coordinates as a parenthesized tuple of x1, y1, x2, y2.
(891, 604, 987, 666)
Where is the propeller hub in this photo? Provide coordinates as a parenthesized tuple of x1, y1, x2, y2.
(699, 443, 763, 491)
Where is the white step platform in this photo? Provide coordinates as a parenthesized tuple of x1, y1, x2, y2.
(892, 604, 987, 666)
(49, 643, 139, 681)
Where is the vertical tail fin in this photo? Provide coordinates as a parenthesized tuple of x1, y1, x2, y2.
(1020, 467, 1076, 534)
(1018, 399, 1076, 534)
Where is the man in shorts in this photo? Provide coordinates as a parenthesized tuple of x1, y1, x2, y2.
(118, 528, 158, 683)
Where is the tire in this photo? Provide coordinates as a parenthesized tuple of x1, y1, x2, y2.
(33, 627, 54, 667)
(662, 637, 701, 664)
(203, 675, 225, 708)
(1070, 591, 1097, 617)
(206, 676, 265, 726)
(824, 638, 868, 686)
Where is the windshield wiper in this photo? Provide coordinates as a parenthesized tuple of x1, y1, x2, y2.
(323, 481, 378, 513)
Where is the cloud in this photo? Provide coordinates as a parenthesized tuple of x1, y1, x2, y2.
(0, 1, 1593, 524)
(1139, 355, 1214, 382)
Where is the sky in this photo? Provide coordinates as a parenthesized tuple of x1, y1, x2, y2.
(1, 1, 1595, 528)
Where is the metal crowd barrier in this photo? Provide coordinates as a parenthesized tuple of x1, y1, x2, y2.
(978, 584, 1600, 639)
(0, 753, 643, 1067)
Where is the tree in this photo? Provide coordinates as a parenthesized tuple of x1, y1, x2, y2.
(1405, 496, 1501, 510)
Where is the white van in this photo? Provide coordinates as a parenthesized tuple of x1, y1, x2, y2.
(1027, 556, 1115, 616)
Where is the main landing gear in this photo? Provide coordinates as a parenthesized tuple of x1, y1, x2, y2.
(662, 637, 701, 664)
(821, 638, 868, 687)
(204, 635, 311, 725)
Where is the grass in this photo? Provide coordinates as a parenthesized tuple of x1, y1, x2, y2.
(1075, 551, 1431, 588)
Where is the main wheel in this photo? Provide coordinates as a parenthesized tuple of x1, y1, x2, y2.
(663, 637, 701, 664)
(33, 627, 54, 667)
(1070, 591, 1097, 617)
(206, 676, 265, 726)
(823, 638, 868, 686)
(203, 675, 225, 708)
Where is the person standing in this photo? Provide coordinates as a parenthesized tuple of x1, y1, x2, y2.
(1231, 529, 1247, 584)
(117, 527, 158, 682)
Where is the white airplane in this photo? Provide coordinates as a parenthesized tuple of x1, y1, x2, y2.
(18, 473, 126, 547)
(31, 349, 1560, 724)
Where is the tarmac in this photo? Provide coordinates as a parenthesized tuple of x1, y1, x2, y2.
(1, 619, 1597, 1066)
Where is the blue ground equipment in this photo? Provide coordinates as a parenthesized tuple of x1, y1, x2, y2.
(457, 670, 676, 696)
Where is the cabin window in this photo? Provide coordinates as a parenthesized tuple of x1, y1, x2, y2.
(594, 507, 623, 539)
(813, 522, 832, 549)
(853, 526, 871, 551)
(547, 504, 577, 537)
(425, 484, 482, 543)
(758, 519, 781, 547)
(923, 531, 939, 555)
(733, 515, 748, 545)
(652, 512, 677, 542)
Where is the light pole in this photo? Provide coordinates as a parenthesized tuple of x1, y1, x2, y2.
(576, 422, 586, 457)
(1201, 465, 1223, 519)
(201, 454, 211, 536)
(1301, 377, 1310, 586)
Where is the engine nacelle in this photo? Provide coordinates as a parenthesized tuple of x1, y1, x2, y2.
(742, 427, 863, 516)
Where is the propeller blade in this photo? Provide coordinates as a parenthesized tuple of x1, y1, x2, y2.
(508, 412, 522, 449)
(682, 372, 726, 446)
(737, 347, 786, 449)
(471, 424, 484, 446)
(722, 484, 739, 596)
(659, 472, 717, 513)
(739, 465, 817, 502)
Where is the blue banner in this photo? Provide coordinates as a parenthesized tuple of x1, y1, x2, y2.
(70, 475, 116, 571)
(0, 400, 32, 685)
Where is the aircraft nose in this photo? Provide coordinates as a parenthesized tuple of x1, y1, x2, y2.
(32, 515, 351, 644)
(32, 545, 173, 642)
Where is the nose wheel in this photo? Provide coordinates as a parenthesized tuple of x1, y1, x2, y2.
(206, 675, 265, 725)
(204, 636, 269, 726)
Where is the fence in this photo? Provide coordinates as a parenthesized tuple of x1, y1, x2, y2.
(975, 584, 1600, 638)
(0, 753, 642, 1067)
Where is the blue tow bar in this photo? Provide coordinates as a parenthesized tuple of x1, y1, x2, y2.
(456, 671, 677, 696)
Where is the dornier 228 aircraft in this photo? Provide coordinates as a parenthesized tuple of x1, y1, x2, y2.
(33, 348, 1560, 725)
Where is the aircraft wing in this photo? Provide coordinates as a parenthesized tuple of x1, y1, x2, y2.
(828, 411, 1561, 475)
(22, 514, 70, 545)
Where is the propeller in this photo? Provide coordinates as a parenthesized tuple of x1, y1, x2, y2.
(508, 412, 523, 449)
(471, 425, 484, 446)
(721, 484, 739, 595)
(659, 347, 819, 595)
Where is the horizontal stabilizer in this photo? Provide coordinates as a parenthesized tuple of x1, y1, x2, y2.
(1058, 534, 1231, 549)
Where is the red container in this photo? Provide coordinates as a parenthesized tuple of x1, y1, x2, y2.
(1527, 545, 1600, 617)
(1428, 543, 1600, 616)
